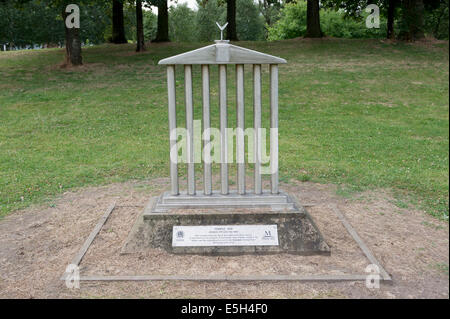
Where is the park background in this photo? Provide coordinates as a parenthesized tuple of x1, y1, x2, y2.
(0, 0, 448, 223)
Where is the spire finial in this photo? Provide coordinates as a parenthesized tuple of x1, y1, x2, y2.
(216, 22, 228, 41)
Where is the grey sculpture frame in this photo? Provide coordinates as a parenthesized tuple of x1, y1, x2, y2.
(151, 40, 291, 213)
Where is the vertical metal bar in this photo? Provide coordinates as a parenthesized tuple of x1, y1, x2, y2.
(201, 65, 212, 195)
(219, 64, 228, 195)
(167, 65, 178, 195)
(185, 65, 195, 195)
(236, 64, 245, 195)
(253, 64, 262, 194)
(270, 64, 279, 194)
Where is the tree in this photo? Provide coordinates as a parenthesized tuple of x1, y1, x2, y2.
(424, 0, 449, 39)
(62, 4, 82, 65)
(1, 0, 83, 64)
(304, 0, 323, 37)
(152, 0, 169, 42)
(195, 0, 265, 42)
(399, 0, 425, 40)
(258, 0, 283, 30)
(143, 9, 157, 41)
(267, 0, 307, 40)
(112, 0, 127, 43)
(324, 1, 393, 38)
(386, 0, 396, 39)
(169, 4, 197, 42)
(267, 0, 386, 40)
(136, 0, 145, 51)
(52, 0, 84, 65)
(237, 0, 265, 40)
(0, 1, 64, 49)
(196, 0, 226, 42)
(226, 0, 238, 40)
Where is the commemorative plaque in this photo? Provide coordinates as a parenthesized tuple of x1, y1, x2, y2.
(172, 225, 279, 247)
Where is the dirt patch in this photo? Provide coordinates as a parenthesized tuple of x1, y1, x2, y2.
(87, 206, 336, 275)
(0, 178, 448, 298)
(51, 62, 107, 73)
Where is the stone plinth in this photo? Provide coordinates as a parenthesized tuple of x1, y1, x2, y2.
(122, 196, 330, 256)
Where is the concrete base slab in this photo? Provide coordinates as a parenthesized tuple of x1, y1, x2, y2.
(151, 191, 295, 213)
(122, 195, 330, 255)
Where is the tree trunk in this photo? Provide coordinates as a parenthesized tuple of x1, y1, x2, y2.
(62, 9, 82, 66)
(433, 4, 446, 38)
(304, 0, 322, 38)
(136, 0, 145, 51)
(401, 0, 425, 40)
(387, 0, 396, 39)
(112, 0, 127, 44)
(154, 1, 169, 42)
(261, 0, 271, 26)
(226, 0, 238, 41)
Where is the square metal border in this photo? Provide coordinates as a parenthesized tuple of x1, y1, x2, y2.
(60, 198, 392, 283)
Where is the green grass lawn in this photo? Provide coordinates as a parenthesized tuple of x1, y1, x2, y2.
(0, 39, 448, 219)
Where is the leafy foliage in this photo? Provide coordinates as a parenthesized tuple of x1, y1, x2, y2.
(0, 0, 111, 48)
(424, 0, 449, 39)
(0, 1, 64, 47)
(268, 0, 387, 40)
(267, 0, 307, 40)
(169, 3, 197, 42)
(195, 0, 264, 42)
(143, 8, 158, 41)
(323, 0, 449, 40)
(236, 0, 265, 40)
(2, 0, 448, 47)
(196, 0, 227, 42)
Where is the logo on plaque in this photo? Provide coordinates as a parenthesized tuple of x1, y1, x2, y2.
(263, 230, 274, 240)
(176, 230, 184, 239)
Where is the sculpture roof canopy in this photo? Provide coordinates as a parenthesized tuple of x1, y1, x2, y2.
(158, 40, 287, 65)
